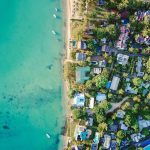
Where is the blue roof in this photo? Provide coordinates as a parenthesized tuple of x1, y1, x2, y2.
(143, 89, 148, 96)
(80, 131, 88, 140)
(96, 46, 102, 53)
(121, 19, 129, 25)
(99, 0, 105, 5)
(76, 53, 86, 61)
(141, 139, 150, 148)
(106, 81, 111, 89)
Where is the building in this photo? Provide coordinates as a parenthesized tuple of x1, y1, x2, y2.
(76, 67, 90, 84)
(116, 110, 126, 118)
(91, 56, 106, 67)
(136, 57, 144, 77)
(93, 68, 102, 74)
(86, 117, 93, 126)
(76, 53, 86, 61)
(74, 125, 92, 141)
(91, 143, 98, 150)
(138, 119, 150, 131)
(89, 97, 94, 109)
(77, 40, 87, 50)
(116, 26, 129, 50)
(110, 76, 120, 91)
(93, 132, 100, 144)
(131, 133, 145, 142)
(103, 134, 111, 149)
(73, 93, 85, 107)
(96, 92, 106, 103)
(117, 54, 129, 65)
(120, 121, 128, 131)
(125, 83, 138, 94)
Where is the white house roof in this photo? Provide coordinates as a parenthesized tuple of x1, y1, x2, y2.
(139, 120, 150, 131)
(131, 133, 144, 142)
(89, 97, 94, 109)
(73, 93, 85, 107)
(120, 121, 128, 130)
(96, 92, 106, 102)
(117, 110, 125, 118)
(93, 68, 102, 74)
(110, 76, 120, 91)
(117, 53, 129, 65)
(103, 135, 111, 149)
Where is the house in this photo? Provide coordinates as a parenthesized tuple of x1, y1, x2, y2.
(73, 93, 85, 107)
(89, 97, 94, 109)
(117, 54, 129, 65)
(125, 83, 138, 94)
(136, 57, 144, 77)
(76, 67, 90, 83)
(110, 76, 120, 91)
(91, 143, 98, 150)
(74, 125, 92, 141)
(116, 110, 125, 118)
(98, 0, 105, 6)
(120, 121, 128, 131)
(101, 45, 110, 52)
(111, 140, 117, 150)
(91, 56, 106, 67)
(93, 132, 100, 144)
(101, 38, 107, 44)
(131, 133, 145, 142)
(116, 26, 129, 50)
(109, 124, 118, 132)
(76, 53, 86, 61)
(96, 92, 106, 103)
(103, 134, 111, 149)
(93, 68, 102, 74)
(91, 56, 105, 62)
(138, 119, 150, 131)
(86, 117, 93, 126)
(77, 40, 87, 50)
(120, 10, 129, 19)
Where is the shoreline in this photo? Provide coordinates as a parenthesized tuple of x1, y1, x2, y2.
(62, 0, 72, 149)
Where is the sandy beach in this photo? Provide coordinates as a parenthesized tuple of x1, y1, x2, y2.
(62, 0, 72, 149)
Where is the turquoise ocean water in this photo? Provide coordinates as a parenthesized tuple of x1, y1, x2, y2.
(0, 0, 65, 149)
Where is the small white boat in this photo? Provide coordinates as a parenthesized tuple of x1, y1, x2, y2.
(55, 8, 58, 11)
(46, 133, 50, 139)
(53, 14, 57, 18)
(52, 30, 56, 35)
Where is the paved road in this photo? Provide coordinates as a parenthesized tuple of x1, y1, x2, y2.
(106, 96, 129, 114)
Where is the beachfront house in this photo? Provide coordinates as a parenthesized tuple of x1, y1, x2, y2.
(103, 134, 111, 149)
(77, 40, 87, 50)
(117, 54, 129, 65)
(96, 92, 106, 103)
(73, 93, 85, 107)
(116, 110, 126, 118)
(76, 53, 86, 61)
(110, 76, 120, 91)
(76, 66, 90, 84)
(131, 133, 145, 142)
(89, 97, 95, 109)
(74, 125, 92, 141)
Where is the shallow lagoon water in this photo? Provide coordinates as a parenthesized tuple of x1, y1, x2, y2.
(0, 0, 65, 149)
